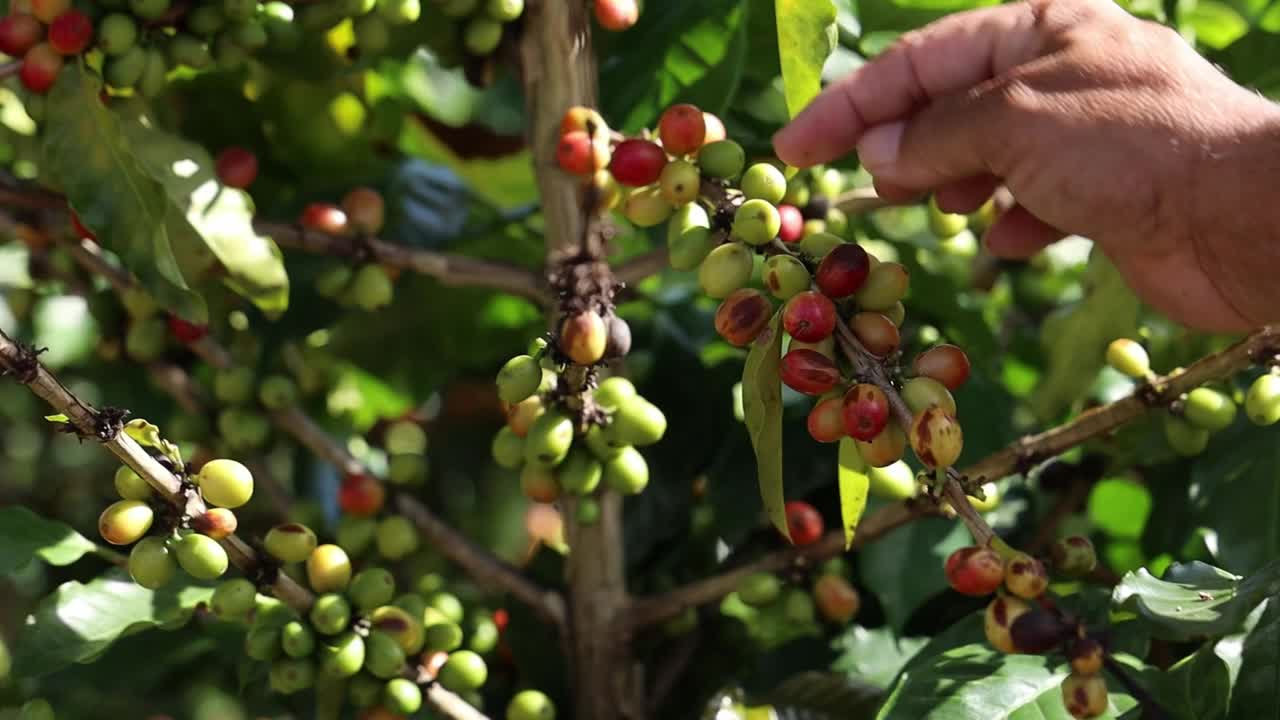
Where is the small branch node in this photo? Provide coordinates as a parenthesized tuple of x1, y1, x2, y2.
(93, 406, 130, 443)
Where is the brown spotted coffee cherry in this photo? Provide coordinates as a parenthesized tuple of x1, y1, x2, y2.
(855, 424, 907, 467)
(1009, 608, 1069, 654)
(779, 349, 840, 396)
(913, 344, 971, 390)
(1068, 637, 1105, 676)
(909, 407, 963, 469)
(714, 289, 773, 347)
(984, 594, 1032, 654)
(1061, 672, 1108, 718)
(560, 310, 608, 365)
(1005, 551, 1049, 599)
(1051, 536, 1098, 577)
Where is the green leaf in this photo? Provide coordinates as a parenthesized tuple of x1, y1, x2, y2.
(860, 514, 970, 630)
(123, 418, 162, 448)
(13, 571, 214, 677)
(1191, 422, 1280, 574)
(1088, 476, 1152, 540)
(831, 625, 929, 689)
(0, 506, 96, 574)
(837, 438, 870, 549)
(742, 309, 787, 540)
(776, 0, 838, 118)
(43, 414, 69, 424)
(761, 671, 884, 719)
(42, 66, 206, 324)
(1111, 559, 1280, 642)
(1183, 1, 1248, 49)
(1230, 598, 1280, 715)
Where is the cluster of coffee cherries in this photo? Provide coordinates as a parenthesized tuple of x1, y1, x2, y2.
(303, 187, 400, 313)
(437, 0, 523, 56)
(946, 536, 1106, 718)
(106, 458, 254, 588)
(1106, 338, 1280, 456)
(492, 337, 663, 512)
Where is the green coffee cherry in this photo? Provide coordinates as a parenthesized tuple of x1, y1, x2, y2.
(799, 231, 844, 260)
(174, 533, 228, 580)
(927, 195, 968, 238)
(428, 591, 466, 624)
(99, 499, 154, 546)
(98, 14, 138, 55)
(378, 0, 421, 23)
(211, 578, 257, 620)
(375, 515, 419, 560)
(168, 33, 212, 69)
(606, 397, 666, 447)
(223, 0, 256, 20)
(737, 572, 781, 607)
(137, 49, 169, 99)
(128, 536, 175, 589)
(498, 355, 543, 404)
(369, 604, 425, 655)
(17, 700, 54, 720)
(698, 242, 754, 299)
(1183, 387, 1237, 431)
(524, 411, 575, 468)
(1164, 414, 1210, 456)
(825, 207, 849, 236)
(739, 163, 787, 204)
(441, 0, 478, 17)
(187, 5, 226, 34)
(507, 690, 556, 720)
(467, 614, 499, 654)
(258, 375, 299, 409)
(363, 630, 407, 679)
(732, 199, 782, 246)
(245, 624, 282, 661)
(319, 631, 366, 679)
(603, 446, 649, 494)
(114, 466, 152, 500)
(309, 593, 353, 636)
(307, 544, 353, 592)
(383, 677, 424, 714)
(1246, 374, 1280, 426)
(280, 620, 316, 658)
(1106, 338, 1151, 379)
(698, 139, 745, 180)
(783, 175, 810, 207)
(196, 458, 254, 509)
(424, 620, 464, 652)
(576, 497, 601, 525)
(901, 377, 957, 416)
(854, 261, 910, 311)
(393, 593, 428, 619)
(348, 568, 396, 612)
(350, 265, 395, 311)
(269, 658, 315, 694)
(388, 454, 427, 485)
(336, 516, 377, 557)
(464, 17, 503, 54)
(486, 0, 523, 21)
(585, 426, 625, 461)
(492, 426, 526, 469)
(558, 449, 602, 495)
(667, 203, 714, 271)
(348, 673, 384, 708)
(594, 376, 637, 409)
(438, 650, 488, 692)
(214, 366, 255, 405)
(264, 523, 318, 563)
(762, 254, 810, 300)
(782, 587, 815, 624)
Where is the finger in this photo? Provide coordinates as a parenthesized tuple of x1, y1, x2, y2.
(982, 204, 1064, 258)
(773, 1, 1050, 168)
(934, 175, 999, 214)
(871, 179, 922, 204)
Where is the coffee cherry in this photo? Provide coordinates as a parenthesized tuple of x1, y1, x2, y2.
(321, 630, 367, 679)
(913, 344, 971, 391)
(1164, 414, 1210, 456)
(382, 678, 422, 715)
(901, 376, 957, 416)
(166, 313, 208, 343)
(464, 17, 503, 54)
(379, 0, 422, 23)
(807, 396, 846, 443)
(520, 465, 561, 502)
(740, 163, 786, 204)
(175, 533, 229, 580)
(168, 32, 212, 68)
(732, 199, 782, 246)
(586, 423, 624, 461)
(867, 460, 915, 500)
(300, 202, 349, 234)
(772, 203, 805, 244)
(927, 195, 968, 238)
(1061, 672, 1108, 718)
(310, 592, 353, 635)
(843, 384, 890, 441)
(211, 578, 257, 620)
(604, 315, 632, 358)
(47, 10, 91, 55)
(20, 43, 62, 93)
(507, 689, 556, 720)
(762, 254, 809, 300)
(595, 377, 636, 410)
(213, 366, 255, 405)
(111, 466, 150, 501)
(559, 105, 608, 141)
(558, 449, 603, 495)
(623, 185, 673, 227)
(714, 288, 773, 347)
(855, 424, 907, 467)
(1010, 607, 1069, 654)
(308, 544, 353, 592)
(371, 604, 425, 655)
(855, 262, 909, 311)
(851, 312, 900, 357)
(659, 159, 700, 206)
(491, 426, 526, 470)
(1051, 536, 1098, 577)
(700, 112, 726, 145)
(1246, 374, 1280, 425)
(335, 188, 384, 236)
(789, 335, 835, 360)
(1004, 551, 1049, 599)
(560, 310, 608, 365)
(658, 103, 705, 155)
(30, 0, 67, 22)
(339, 473, 386, 517)
(557, 130, 609, 176)
(799, 231, 843, 260)
(779, 349, 840, 396)
(815, 243, 870, 299)
(782, 291, 836, 342)
(196, 459, 254, 509)
(424, 618, 464, 652)
(984, 594, 1032, 653)
(736, 571, 781, 607)
(209, 147, 258, 190)
(1068, 637, 1105, 675)
(348, 568, 396, 612)
(813, 574, 860, 624)
(348, 674, 384, 709)
(783, 587, 816, 624)
(603, 446, 649, 494)
(128, 536, 175, 589)
(261, 523, 317, 563)
(363, 630, 407, 679)
(945, 546, 1004, 596)
(99, 499, 153, 545)
(1105, 338, 1149, 379)
(1183, 387, 1237, 431)
(507, 395, 546, 438)
(98, 13, 138, 56)
(0, 14, 42, 57)
(667, 202, 714, 270)
(607, 396, 667, 446)
(495, 355, 541, 405)
(269, 657, 315, 694)
(191, 508, 238, 540)
(376, 515, 419, 560)
(439, 650, 488, 692)
(524, 411, 574, 467)
(784, 500, 823, 545)
(909, 407, 963, 469)
(783, 175, 810, 208)
(698, 139, 745, 179)
(486, 0, 523, 21)
(267, 620, 311, 660)
(610, 139, 667, 186)
(698, 242, 754, 299)
(426, 591, 465, 624)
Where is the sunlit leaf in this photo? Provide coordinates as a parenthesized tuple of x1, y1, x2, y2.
(1112, 560, 1280, 642)
(776, 0, 838, 118)
(0, 506, 95, 574)
(837, 438, 870, 549)
(743, 309, 787, 539)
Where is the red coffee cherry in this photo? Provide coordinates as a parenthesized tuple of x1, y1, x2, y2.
(342, 187, 386, 235)
(191, 508, 238, 540)
(658, 103, 706, 155)
(944, 546, 1005, 596)
(166, 313, 209, 343)
(21, 43, 63, 94)
(339, 473, 386, 517)
(69, 209, 96, 241)
(556, 130, 609, 176)
(0, 14, 43, 58)
(714, 288, 773, 347)
(777, 204, 804, 243)
(609, 139, 668, 186)
(784, 500, 823, 545)
(48, 10, 92, 55)
(559, 105, 609, 142)
(299, 202, 349, 235)
(782, 291, 836, 342)
(814, 243, 870, 298)
(559, 310, 609, 365)
(779, 349, 840, 396)
(913, 344, 971, 390)
(851, 311, 900, 357)
(593, 0, 638, 31)
(842, 383, 889, 441)
(813, 574, 860, 624)
(806, 396, 845, 443)
(214, 146, 258, 189)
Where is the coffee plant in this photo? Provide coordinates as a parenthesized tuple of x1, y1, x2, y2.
(0, 1, 1276, 719)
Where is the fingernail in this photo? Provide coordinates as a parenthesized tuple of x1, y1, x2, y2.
(856, 122, 904, 172)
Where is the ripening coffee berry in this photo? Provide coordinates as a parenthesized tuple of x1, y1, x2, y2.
(383, 678, 422, 715)
(211, 578, 257, 620)
(843, 384, 890, 441)
(782, 291, 836, 342)
(1164, 414, 1210, 456)
(196, 459, 254, 509)
(714, 288, 773, 347)
(658, 103, 705, 155)
(507, 395, 546, 438)
(363, 630, 407, 679)
(607, 396, 667, 446)
(603, 446, 649, 494)
(557, 130, 609, 176)
(790, 335, 835, 359)
(308, 544, 353, 593)
(1105, 338, 1150, 379)
(699, 242, 754, 299)
(1068, 637, 1105, 676)
(776, 203, 804, 243)
(780, 349, 840, 396)
(340, 187, 385, 235)
(945, 546, 1004, 596)
(1004, 551, 1049, 599)
(113, 466, 151, 501)
(763, 254, 810, 300)
(852, 312, 900, 357)
(736, 571, 781, 607)
(1051, 536, 1098, 577)
(855, 262, 910, 311)
(885, 301, 906, 326)
(611, 139, 668, 186)
(464, 16, 503, 54)
(732, 199, 782, 246)
(263, 523, 318, 563)
(21, 43, 62, 93)
(604, 314, 632, 358)
(176, 533, 229, 580)
(784, 500, 824, 545)
(984, 594, 1032, 654)
(507, 690, 556, 720)
(910, 407, 964, 469)
(623, 184, 673, 227)
(901, 376, 957, 416)
(1183, 387, 1237, 431)
(520, 465, 561, 502)
(813, 574, 860, 624)
(559, 105, 608, 140)
(439, 650, 488, 692)
(31, 0, 69, 22)
(913, 344, 971, 390)
(48, 10, 92, 55)
(320, 630, 367, 678)
(524, 411, 575, 467)
(799, 230, 842, 259)
(855, 424, 907, 468)
(99, 499, 154, 546)
(339, 473, 386, 516)
(1009, 607, 1069, 654)
(128, 536, 175, 589)
(191, 508, 238, 540)
(815, 243, 870, 298)
(492, 426, 526, 469)
(497, 354, 542, 405)
(659, 159, 700, 206)
(807, 396, 846, 443)
(700, 111, 726, 146)
(376, 515, 419, 560)
(698, 139, 745, 179)
(0, 14, 42, 58)
(1246, 374, 1280, 426)
(927, 195, 968, 238)
(166, 313, 208, 343)
(740, 163, 787, 204)
(560, 310, 608, 365)
(310, 593, 353, 636)
(1061, 672, 1108, 718)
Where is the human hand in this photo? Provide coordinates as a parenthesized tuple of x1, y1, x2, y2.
(773, 0, 1280, 332)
